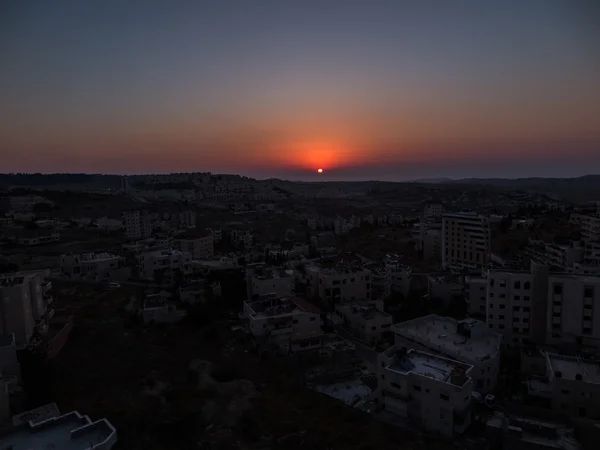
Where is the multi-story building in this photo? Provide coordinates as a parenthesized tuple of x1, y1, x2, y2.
(177, 210, 197, 228)
(246, 266, 294, 301)
(137, 250, 192, 282)
(306, 263, 371, 305)
(423, 202, 444, 221)
(364, 263, 391, 300)
(524, 350, 600, 419)
(465, 276, 487, 317)
(241, 296, 323, 354)
(486, 263, 600, 348)
(0, 407, 117, 449)
(335, 302, 392, 344)
(174, 229, 214, 259)
(376, 346, 473, 438)
(442, 212, 491, 269)
(385, 255, 412, 298)
(230, 229, 253, 248)
(580, 214, 600, 244)
(545, 274, 600, 348)
(123, 210, 152, 239)
(60, 252, 129, 281)
(393, 315, 502, 393)
(0, 271, 53, 348)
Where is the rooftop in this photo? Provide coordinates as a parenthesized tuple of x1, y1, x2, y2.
(0, 411, 116, 450)
(393, 314, 501, 362)
(253, 267, 293, 280)
(247, 296, 320, 317)
(386, 348, 472, 386)
(547, 353, 600, 384)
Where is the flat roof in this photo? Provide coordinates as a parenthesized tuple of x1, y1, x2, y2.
(0, 411, 116, 450)
(393, 314, 501, 362)
(548, 353, 600, 384)
(12, 403, 60, 426)
(387, 349, 471, 385)
(247, 296, 320, 317)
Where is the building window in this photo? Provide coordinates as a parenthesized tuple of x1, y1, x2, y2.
(391, 382, 401, 389)
(499, 304, 505, 309)
(513, 306, 520, 311)
(499, 324, 505, 329)
(413, 385, 421, 392)
(584, 287, 594, 298)
(524, 296, 530, 301)
(514, 281, 521, 289)
(524, 282, 530, 290)
(310, 317, 316, 322)
(554, 284, 563, 295)
(440, 393, 449, 401)
(514, 295, 520, 300)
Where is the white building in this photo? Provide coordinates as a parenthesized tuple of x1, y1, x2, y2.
(486, 264, 600, 348)
(545, 273, 600, 348)
(142, 292, 186, 324)
(442, 212, 491, 269)
(174, 229, 214, 259)
(393, 315, 502, 393)
(386, 257, 412, 298)
(376, 346, 473, 438)
(0, 271, 52, 348)
(137, 250, 192, 282)
(335, 302, 392, 344)
(0, 408, 117, 450)
(230, 229, 253, 248)
(60, 252, 129, 281)
(123, 210, 152, 239)
(247, 266, 295, 301)
(242, 296, 323, 354)
(424, 202, 444, 220)
(306, 264, 372, 305)
(465, 276, 487, 317)
(524, 350, 600, 419)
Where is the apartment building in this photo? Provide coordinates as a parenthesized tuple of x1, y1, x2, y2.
(525, 351, 600, 419)
(174, 229, 214, 259)
(335, 302, 392, 344)
(423, 202, 444, 221)
(123, 210, 152, 239)
(306, 264, 372, 305)
(0, 408, 117, 449)
(376, 346, 473, 438)
(365, 263, 391, 300)
(0, 271, 52, 348)
(137, 250, 192, 282)
(580, 214, 600, 243)
(545, 274, 600, 348)
(486, 268, 538, 345)
(465, 276, 487, 317)
(60, 252, 129, 281)
(241, 296, 323, 354)
(486, 263, 600, 348)
(230, 229, 253, 248)
(385, 255, 412, 298)
(247, 266, 294, 300)
(393, 315, 502, 393)
(442, 212, 491, 269)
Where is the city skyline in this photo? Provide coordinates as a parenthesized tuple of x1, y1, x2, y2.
(1, 0, 599, 180)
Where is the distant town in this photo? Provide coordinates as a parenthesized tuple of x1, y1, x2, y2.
(1, 172, 600, 450)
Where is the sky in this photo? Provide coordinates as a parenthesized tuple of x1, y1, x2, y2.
(1, 0, 599, 181)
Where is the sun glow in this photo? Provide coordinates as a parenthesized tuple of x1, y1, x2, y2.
(317, 168, 323, 173)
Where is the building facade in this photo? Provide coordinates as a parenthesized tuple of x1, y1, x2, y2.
(123, 210, 152, 239)
(442, 212, 491, 269)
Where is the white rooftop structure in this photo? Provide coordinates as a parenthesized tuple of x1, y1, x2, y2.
(547, 353, 600, 384)
(393, 314, 501, 362)
(386, 348, 471, 385)
(0, 410, 117, 450)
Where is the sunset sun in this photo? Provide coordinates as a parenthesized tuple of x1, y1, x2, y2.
(317, 168, 323, 174)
